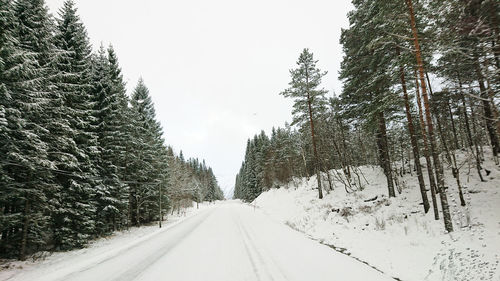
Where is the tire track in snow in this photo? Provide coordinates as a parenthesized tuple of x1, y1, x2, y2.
(237, 223, 264, 281)
(52, 208, 216, 281)
(234, 212, 289, 281)
(239, 222, 290, 281)
(113, 209, 215, 281)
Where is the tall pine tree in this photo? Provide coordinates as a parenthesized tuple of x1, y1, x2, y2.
(281, 48, 328, 199)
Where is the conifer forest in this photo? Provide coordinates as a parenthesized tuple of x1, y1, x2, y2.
(234, 0, 498, 240)
(0, 0, 223, 260)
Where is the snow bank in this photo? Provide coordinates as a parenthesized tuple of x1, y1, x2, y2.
(254, 155, 500, 281)
(0, 202, 214, 280)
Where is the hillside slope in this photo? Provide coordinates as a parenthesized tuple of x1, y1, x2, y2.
(254, 154, 500, 281)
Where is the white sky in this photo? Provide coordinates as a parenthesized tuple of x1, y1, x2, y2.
(45, 0, 353, 198)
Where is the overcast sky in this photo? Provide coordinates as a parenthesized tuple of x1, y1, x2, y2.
(45, 0, 353, 198)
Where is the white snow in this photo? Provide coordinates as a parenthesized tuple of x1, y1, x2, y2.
(0, 202, 212, 281)
(1, 201, 395, 281)
(133, 201, 393, 281)
(254, 152, 500, 281)
(3, 151, 499, 281)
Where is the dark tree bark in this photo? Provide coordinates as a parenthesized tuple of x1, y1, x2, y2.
(159, 184, 162, 228)
(425, 74, 446, 188)
(306, 91, 323, 199)
(435, 111, 466, 207)
(474, 54, 500, 157)
(457, 75, 485, 181)
(20, 199, 30, 260)
(486, 0, 500, 69)
(377, 111, 396, 198)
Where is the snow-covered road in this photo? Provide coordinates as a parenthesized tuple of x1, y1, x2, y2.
(8, 201, 394, 281)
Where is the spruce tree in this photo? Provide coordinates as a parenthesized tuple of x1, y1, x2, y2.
(1, 0, 56, 259)
(90, 44, 131, 234)
(127, 79, 165, 225)
(51, 0, 98, 249)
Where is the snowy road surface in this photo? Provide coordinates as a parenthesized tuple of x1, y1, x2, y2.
(8, 201, 394, 281)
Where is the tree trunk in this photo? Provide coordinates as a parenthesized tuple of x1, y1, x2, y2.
(425, 74, 446, 186)
(331, 117, 352, 185)
(377, 111, 395, 198)
(436, 111, 466, 207)
(158, 185, 162, 228)
(475, 54, 500, 157)
(338, 119, 352, 175)
(136, 196, 140, 226)
(469, 96, 488, 180)
(399, 61, 430, 213)
(459, 80, 485, 181)
(306, 92, 323, 199)
(489, 0, 500, 69)
(407, 0, 453, 232)
(20, 199, 30, 260)
(415, 72, 440, 219)
(482, 57, 500, 142)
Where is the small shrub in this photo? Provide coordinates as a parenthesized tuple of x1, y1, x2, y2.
(375, 217, 386, 230)
(387, 213, 404, 224)
(374, 197, 391, 208)
(338, 207, 354, 222)
(358, 205, 373, 214)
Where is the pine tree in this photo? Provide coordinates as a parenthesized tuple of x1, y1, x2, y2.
(433, 0, 486, 181)
(339, 1, 403, 198)
(281, 48, 328, 199)
(406, 0, 453, 232)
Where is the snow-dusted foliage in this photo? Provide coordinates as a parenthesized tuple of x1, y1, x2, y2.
(0, 0, 223, 260)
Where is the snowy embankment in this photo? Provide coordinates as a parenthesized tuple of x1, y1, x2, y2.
(0, 202, 214, 281)
(254, 155, 500, 281)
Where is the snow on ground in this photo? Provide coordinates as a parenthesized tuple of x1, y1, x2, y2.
(1, 201, 395, 281)
(0, 202, 214, 281)
(254, 152, 500, 281)
(133, 201, 394, 281)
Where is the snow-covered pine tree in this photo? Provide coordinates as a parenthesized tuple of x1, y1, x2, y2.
(281, 48, 328, 199)
(339, 0, 406, 199)
(51, 0, 98, 249)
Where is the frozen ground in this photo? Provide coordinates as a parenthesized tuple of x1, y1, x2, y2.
(0, 203, 209, 280)
(0, 201, 395, 281)
(254, 153, 500, 281)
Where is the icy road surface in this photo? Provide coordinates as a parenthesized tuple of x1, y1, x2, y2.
(8, 201, 394, 281)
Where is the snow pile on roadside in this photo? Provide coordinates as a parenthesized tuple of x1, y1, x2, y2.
(0, 202, 214, 280)
(254, 158, 500, 281)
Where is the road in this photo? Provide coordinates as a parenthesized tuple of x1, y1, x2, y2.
(9, 201, 394, 281)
